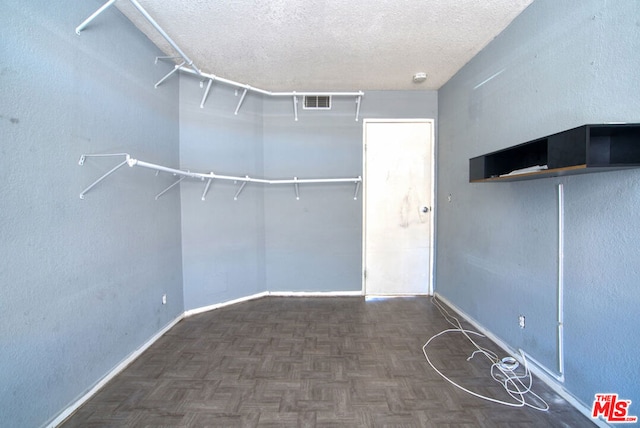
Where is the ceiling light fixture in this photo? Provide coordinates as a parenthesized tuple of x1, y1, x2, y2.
(413, 72, 428, 83)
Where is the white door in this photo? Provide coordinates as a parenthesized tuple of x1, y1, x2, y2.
(363, 119, 434, 296)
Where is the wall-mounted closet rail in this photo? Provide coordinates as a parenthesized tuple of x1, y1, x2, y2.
(180, 68, 364, 121)
(75, 0, 364, 121)
(76, 0, 201, 77)
(79, 153, 362, 201)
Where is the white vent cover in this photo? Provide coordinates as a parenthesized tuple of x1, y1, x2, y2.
(303, 95, 331, 109)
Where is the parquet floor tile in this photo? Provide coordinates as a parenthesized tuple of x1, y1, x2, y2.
(61, 297, 594, 427)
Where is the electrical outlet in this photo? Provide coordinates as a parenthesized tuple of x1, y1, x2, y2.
(162, 294, 167, 305)
(518, 315, 525, 329)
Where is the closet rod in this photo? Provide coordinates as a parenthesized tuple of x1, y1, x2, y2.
(79, 153, 362, 199)
(76, 1, 364, 119)
(180, 68, 364, 120)
(180, 67, 365, 98)
(76, 0, 202, 76)
(127, 0, 202, 76)
(128, 158, 362, 184)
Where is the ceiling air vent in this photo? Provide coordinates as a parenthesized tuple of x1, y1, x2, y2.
(303, 95, 331, 110)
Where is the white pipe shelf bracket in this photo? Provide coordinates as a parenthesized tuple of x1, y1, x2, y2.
(155, 62, 185, 88)
(201, 178, 213, 201)
(294, 177, 300, 200)
(78, 153, 131, 199)
(155, 176, 185, 200)
(200, 79, 213, 109)
(155, 56, 182, 65)
(353, 178, 361, 200)
(79, 153, 362, 201)
(234, 89, 248, 115)
(78, 152, 130, 166)
(234, 180, 249, 200)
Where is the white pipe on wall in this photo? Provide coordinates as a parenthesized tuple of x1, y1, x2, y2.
(77, 1, 364, 119)
(79, 154, 362, 199)
(179, 67, 364, 98)
(76, 0, 202, 76)
(127, 157, 362, 185)
(200, 79, 213, 109)
(127, 0, 202, 76)
(128, 158, 205, 180)
(155, 176, 185, 200)
(355, 96, 362, 122)
(557, 183, 565, 378)
(79, 159, 129, 199)
(155, 63, 184, 88)
(75, 0, 117, 34)
(234, 89, 248, 115)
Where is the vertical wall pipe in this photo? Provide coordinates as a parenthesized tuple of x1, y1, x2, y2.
(557, 183, 565, 378)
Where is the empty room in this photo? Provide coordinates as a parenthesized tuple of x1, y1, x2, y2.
(2, 0, 639, 426)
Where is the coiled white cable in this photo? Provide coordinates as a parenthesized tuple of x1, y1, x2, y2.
(423, 296, 549, 411)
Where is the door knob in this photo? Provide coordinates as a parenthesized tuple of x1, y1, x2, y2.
(422, 206, 429, 213)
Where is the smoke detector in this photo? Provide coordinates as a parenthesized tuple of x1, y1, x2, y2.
(413, 72, 428, 83)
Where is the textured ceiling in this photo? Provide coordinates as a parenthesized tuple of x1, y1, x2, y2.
(115, 0, 533, 91)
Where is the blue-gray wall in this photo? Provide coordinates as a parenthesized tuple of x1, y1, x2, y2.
(0, 1, 183, 426)
(436, 0, 640, 410)
(179, 78, 265, 310)
(263, 92, 437, 293)
(262, 97, 363, 292)
(181, 88, 437, 306)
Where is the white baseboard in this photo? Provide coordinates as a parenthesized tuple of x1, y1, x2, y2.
(268, 290, 363, 297)
(46, 313, 184, 428)
(184, 290, 363, 318)
(433, 292, 608, 428)
(184, 291, 270, 317)
(365, 293, 430, 300)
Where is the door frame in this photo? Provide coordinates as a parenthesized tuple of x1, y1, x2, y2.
(362, 118, 436, 296)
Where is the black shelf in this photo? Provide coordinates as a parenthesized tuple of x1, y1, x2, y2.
(469, 124, 640, 182)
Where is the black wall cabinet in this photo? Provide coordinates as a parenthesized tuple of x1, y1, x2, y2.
(469, 124, 640, 182)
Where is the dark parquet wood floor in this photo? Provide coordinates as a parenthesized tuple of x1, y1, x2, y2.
(61, 297, 594, 427)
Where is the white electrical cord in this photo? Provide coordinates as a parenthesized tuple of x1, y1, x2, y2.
(423, 296, 549, 411)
